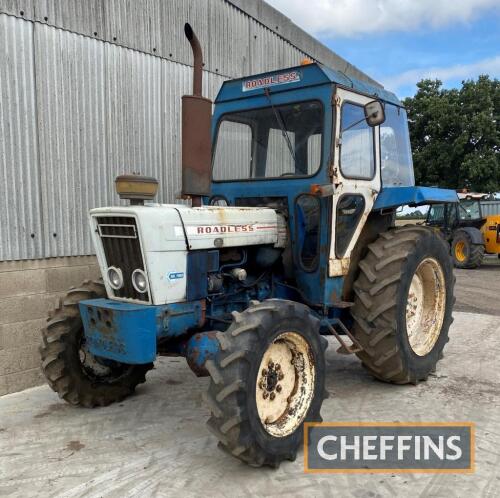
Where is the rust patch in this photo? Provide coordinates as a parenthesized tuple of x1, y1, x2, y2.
(186, 330, 218, 377)
(199, 299, 207, 328)
(329, 257, 350, 276)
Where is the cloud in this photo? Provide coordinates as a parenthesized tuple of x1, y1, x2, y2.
(266, 0, 500, 37)
(381, 55, 500, 94)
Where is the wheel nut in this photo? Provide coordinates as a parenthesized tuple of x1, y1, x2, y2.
(268, 361, 274, 369)
(275, 363, 280, 370)
(263, 392, 269, 399)
(278, 372, 284, 380)
(276, 384, 282, 392)
(270, 392, 276, 400)
(262, 369, 267, 376)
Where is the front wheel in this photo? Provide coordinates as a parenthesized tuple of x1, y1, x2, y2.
(40, 280, 153, 407)
(204, 300, 327, 467)
(351, 226, 455, 384)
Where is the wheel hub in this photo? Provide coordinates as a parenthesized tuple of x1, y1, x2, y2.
(256, 332, 315, 438)
(259, 361, 283, 396)
(455, 241, 467, 262)
(406, 257, 446, 356)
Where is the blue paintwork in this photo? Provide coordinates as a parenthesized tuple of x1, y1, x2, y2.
(215, 63, 401, 106)
(183, 332, 221, 376)
(79, 299, 160, 364)
(374, 186, 458, 210)
(211, 82, 340, 306)
(80, 299, 203, 364)
(78, 61, 459, 369)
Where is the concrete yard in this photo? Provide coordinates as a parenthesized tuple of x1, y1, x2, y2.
(454, 256, 500, 316)
(1, 309, 499, 497)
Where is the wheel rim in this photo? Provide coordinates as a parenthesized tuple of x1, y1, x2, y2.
(454, 241, 467, 262)
(78, 335, 131, 382)
(255, 331, 315, 438)
(406, 258, 446, 356)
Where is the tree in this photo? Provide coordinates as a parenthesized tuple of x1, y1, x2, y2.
(403, 76, 500, 193)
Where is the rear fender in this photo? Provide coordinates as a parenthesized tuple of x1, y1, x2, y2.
(454, 227, 484, 245)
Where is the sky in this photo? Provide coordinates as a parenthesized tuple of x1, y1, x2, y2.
(266, 0, 500, 98)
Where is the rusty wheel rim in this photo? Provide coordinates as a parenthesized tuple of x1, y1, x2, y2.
(406, 257, 446, 356)
(255, 332, 315, 438)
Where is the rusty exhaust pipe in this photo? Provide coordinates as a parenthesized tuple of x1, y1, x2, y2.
(181, 23, 212, 205)
(184, 23, 203, 97)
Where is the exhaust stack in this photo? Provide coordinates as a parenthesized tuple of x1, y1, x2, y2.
(181, 23, 212, 205)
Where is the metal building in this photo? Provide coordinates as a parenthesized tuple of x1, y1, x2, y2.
(0, 0, 379, 262)
(0, 0, 382, 394)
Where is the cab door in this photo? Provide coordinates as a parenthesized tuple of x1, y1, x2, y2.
(329, 88, 381, 276)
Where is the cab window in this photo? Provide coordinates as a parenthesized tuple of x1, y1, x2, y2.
(213, 101, 323, 180)
(295, 195, 320, 271)
(427, 204, 445, 224)
(459, 200, 481, 220)
(380, 104, 415, 187)
(340, 102, 375, 179)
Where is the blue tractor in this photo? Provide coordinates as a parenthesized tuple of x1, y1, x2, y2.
(40, 24, 457, 467)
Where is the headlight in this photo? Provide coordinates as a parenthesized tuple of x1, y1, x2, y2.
(131, 269, 148, 293)
(107, 266, 123, 290)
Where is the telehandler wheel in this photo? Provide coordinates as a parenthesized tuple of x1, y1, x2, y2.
(451, 232, 484, 268)
(40, 280, 153, 407)
(351, 226, 454, 384)
(204, 299, 327, 468)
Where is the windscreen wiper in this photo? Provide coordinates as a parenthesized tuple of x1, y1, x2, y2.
(264, 88, 296, 164)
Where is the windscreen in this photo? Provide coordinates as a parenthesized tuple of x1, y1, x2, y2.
(459, 200, 482, 220)
(212, 101, 323, 181)
(380, 104, 415, 187)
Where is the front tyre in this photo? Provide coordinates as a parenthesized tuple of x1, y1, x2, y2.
(204, 300, 327, 467)
(351, 226, 454, 384)
(40, 280, 153, 407)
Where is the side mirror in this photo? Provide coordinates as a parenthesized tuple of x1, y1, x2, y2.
(364, 100, 385, 127)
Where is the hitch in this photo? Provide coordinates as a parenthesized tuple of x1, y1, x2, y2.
(322, 318, 364, 355)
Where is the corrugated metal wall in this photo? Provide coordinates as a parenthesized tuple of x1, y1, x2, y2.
(480, 201, 500, 217)
(0, 0, 373, 261)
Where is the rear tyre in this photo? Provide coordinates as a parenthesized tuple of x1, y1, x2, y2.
(451, 232, 484, 268)
(40, 280, 153, 407)
(351, 226, 454, 384)
(204, 299, 327, 467)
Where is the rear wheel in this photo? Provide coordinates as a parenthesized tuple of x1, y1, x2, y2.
(451, 232, 484, 268)
(40, 280, 153, 407)
(351, 226, 454, 384)
(204, 299, 327, 467)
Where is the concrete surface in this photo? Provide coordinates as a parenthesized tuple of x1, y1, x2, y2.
(1, 311, 499, 497)
(454, 255, 500, 316)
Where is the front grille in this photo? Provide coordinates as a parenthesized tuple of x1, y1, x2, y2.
(95, 216, 149, 302)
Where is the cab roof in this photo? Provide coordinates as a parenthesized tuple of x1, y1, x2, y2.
(215, 62, 402, 107)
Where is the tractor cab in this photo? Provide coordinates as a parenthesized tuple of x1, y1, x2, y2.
(426, 198, 485, 233)
(425, 197, 493, 268)
(206, 63, 456, 305)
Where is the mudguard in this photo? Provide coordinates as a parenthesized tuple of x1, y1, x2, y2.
(454, 227, 484, 245)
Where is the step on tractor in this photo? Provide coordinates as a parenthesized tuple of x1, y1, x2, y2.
(40, 24, 458, 467)
(425, 196, 500, 268)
